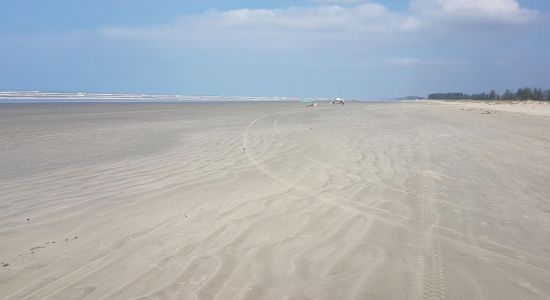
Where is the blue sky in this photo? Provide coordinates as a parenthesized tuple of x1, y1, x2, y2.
(1, 0, 549, 99)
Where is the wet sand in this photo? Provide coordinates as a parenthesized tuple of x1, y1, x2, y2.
(1, 101, 550, 299)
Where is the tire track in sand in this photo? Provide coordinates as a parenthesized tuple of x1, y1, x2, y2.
(414, 137, 446, 300)
(242, 113, 410, 228)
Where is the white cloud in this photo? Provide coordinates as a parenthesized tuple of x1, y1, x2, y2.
(411, 0, 539, 24)
(101, 4, 417, 49)
(101, 0, 540, 51)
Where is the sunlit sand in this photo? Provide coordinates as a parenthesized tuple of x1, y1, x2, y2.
(1, 101, 550, 299)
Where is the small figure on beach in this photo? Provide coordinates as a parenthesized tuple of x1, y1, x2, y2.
(301, 98, 318, 108)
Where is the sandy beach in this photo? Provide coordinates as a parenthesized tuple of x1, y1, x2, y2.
(420, 100, 550, 117)
(1, 101, 550, 299)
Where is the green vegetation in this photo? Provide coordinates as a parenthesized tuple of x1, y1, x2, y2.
(429, 88, 550, 101)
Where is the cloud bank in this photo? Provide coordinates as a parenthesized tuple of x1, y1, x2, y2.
(102, 4, 410, 49)
(101, 0, 540, 51)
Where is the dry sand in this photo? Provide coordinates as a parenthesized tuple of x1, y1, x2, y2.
(422, 100, 550, 117)
(1, 101, 550, 299)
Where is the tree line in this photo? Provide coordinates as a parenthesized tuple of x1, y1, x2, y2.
(428, 88, 550, 101)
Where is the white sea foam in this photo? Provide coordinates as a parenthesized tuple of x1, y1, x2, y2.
(0, 91, 302, 102)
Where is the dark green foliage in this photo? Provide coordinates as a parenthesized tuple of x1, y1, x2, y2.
(429, 87, 550, 101)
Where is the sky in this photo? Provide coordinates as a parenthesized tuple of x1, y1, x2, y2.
(1, 0, 549, 99)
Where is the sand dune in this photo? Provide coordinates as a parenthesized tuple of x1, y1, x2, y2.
(1, 102, 550, 299)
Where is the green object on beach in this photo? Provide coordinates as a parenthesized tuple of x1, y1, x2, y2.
(301, 98, 317, 107)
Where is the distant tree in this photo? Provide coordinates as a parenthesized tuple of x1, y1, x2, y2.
(489, 90, 498, 100)
(517, 87, 534, 100)
(516, 88, 527, 100)
(533, 88, 543, 101)
(502, 89, 515, 100)
(528, 88, 534, 100)
(429, 87, 549, 101)
(428, 92, 468, 100)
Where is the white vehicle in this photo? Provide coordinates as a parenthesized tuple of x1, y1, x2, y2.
(332, 97, 345, 105)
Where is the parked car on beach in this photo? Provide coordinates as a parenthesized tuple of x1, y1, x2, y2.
(332, 98, 345, 105)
